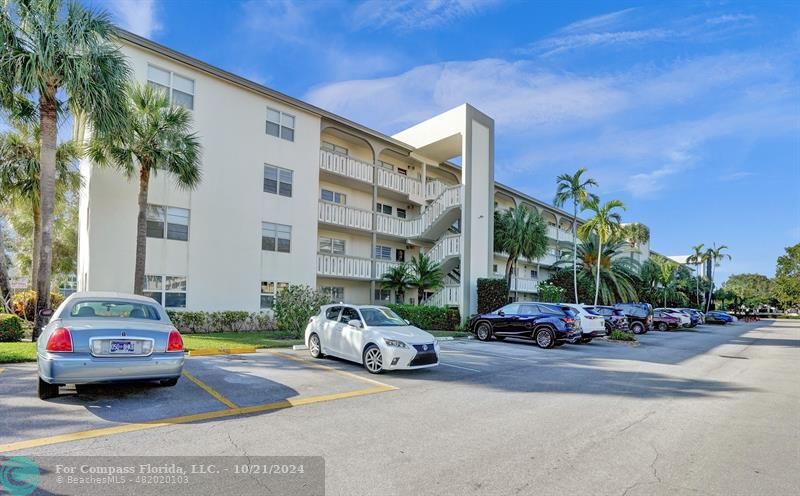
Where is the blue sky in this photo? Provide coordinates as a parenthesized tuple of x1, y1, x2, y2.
(99, 0, 800, 282)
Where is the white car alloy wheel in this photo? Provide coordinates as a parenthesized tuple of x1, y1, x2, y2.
(309, 334, 322, 359)
(476, 322, 491, 341)
(363, 345, 384, 374)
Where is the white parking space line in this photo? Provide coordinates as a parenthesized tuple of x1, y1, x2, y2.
(438, 362, 482, 372)
(439, 350, 534, 362)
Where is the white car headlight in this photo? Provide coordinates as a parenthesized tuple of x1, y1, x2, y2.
(384, 338, 407, 348)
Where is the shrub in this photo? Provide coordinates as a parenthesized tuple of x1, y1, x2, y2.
(609, 329, 636, 342)
(477, 278, 508, 314)
(274, 285, 330, 339)
(387, 304, 460, 331)
(11, 290, 65, 321)
(538, 282, 565, 303)
(0, 313, 24, 342)
(166, 310, 278, 333)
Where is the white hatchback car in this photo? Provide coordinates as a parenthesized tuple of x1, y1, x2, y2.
(305, 304, 440, 374)
(559, 304, 607, 342)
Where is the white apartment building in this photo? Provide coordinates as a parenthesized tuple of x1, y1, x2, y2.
(77, 31, 651, 318)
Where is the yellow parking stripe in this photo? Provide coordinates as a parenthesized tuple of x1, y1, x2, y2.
(0, 384, 395, 454)
(181, 370, 238, 409)
(0, 368, 5, 375)
(266, 350, 398, 390)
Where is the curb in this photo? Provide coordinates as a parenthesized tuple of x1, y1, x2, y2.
(188, 346, 258, 356)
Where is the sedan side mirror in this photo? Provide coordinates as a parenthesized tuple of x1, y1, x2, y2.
(348, 319, 363, 329)
(404, 319, 411, 325)
(498, 311, 505, 317)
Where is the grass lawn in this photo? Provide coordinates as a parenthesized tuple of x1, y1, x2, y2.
(0, 342, 37, 363)
(429, 330, 470, 338)
(182, 331, 303, 351)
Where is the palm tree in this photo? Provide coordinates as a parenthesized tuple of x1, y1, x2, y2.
(380, 264, 412, 304)
(655, 257, 678, 307)
(494, 205, 548, 299)
(555, 236, 639, 304)
(88, 83, 201, 295)
(0, 121, 81, 289)
(554, 168, 598, 303)
(407, 253, 443, 304)
(1, 0, 130, 333)
(704, 244, 731, 312)
(578, 198, 626, 305)
(0, 218, 11, 312)
(686, 244, 707, 308)
(620, 223, 650, 260)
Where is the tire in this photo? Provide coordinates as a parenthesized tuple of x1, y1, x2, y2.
(362, 345, 384, 374)
(494, 336, 506, 341)
(38, 377, 59, 400)
(308, 333, 324, 359)
(534, 327, 555, 349)
(580, 337, 593, 344)
(631, 322, 645, 335)
(657, 322, 668, 332)
(475, 322, 492, 341)
(159, 377, 179, 387)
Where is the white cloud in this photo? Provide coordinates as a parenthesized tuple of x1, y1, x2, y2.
(561, 8, 636, 33)
(533, 29, 671, 56)
(720, 171, 755, 182)
(240, 0, 314, 44)
(106, 0, 161, 38)
(352, 0, 502, 31)
(705, 14, 756, 25)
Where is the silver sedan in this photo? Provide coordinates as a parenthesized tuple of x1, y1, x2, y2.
(36, 292, 185, 399)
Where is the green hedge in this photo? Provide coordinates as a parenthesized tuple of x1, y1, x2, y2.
(387, 304, 460, 331)
(477, 278, 508, 314)
(0, 313, 24, 342)
(166, 311, 277, 333)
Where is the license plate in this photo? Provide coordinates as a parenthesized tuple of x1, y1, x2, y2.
(110, 341, 135, 353)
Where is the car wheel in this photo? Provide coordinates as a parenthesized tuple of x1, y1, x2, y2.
(475, 322, 492, 341)
(534, 328, 555, 349)
(38, 377, 59, 400)
(308, 333, 324, 359)
(631, 322, 644, 335)
(159, 378, 179, 387)
(580, 337, 593, 344)
(362, 345, 384, 374)
(658, 322, 668, 332)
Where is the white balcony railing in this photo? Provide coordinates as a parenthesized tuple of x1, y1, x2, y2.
(425, 180, 448, 200)
(374, 185, 463, 239)
(376, 167, 423, 198)
(374, 259, 402, 279)
(375, 213, 406, 237)
(510, 277, 539, 293)
(317, 254, 372, 280)
(318, 201, 373, 231)
(428, 234, 461, 266)
(319, 149, 373, 184)
(423, 285, 461, 307)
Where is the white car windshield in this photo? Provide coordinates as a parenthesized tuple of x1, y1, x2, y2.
(359, 307, 407, 327)
(69, 300, 161, 320)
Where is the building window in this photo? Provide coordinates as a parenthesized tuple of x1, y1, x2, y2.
(493, 264, 498, 273)
(377, 160, 393, 171)
(147, 65, 194, 110)
(374, 289, 391, 302)
(396, 249, 405, 262)
(146, 204, 189, 241)
(264, 165, 293, 197)
(397, 168, 407, 176)
(321, 189, 346, 204)
(144, 275, 187, 308)
(375, 245, 392, 260)
(266, 107, 295, 141)
(321, 286, 344, 303)
(319, 236, 346, 255)
(397, 208, 406, 219)
(262, 222, 291, 252)
(321, 141, 348, 155)
(260, 281, 288, 309)
(376, 203, 392, 215)
(530, 269, 538, 279)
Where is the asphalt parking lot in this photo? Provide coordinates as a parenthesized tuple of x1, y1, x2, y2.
(1, 320, 798, 495)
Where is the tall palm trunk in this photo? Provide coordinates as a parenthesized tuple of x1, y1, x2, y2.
(593, 236, 602, 305)
(0, 220, 12, 313)
(706, 266, 715, 313)
(31, 204, 41, 290)
(33, 93, 58, 338)
(504, 257, 515, 300)
(133, 166, 151, 295)
(572, 202, 579, 303)
(695, 264, 700, 307)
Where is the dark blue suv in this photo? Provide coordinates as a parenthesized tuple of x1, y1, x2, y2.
(468, 302, 582, 349)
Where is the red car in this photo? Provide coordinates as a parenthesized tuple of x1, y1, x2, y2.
(653, 310, 681, 331)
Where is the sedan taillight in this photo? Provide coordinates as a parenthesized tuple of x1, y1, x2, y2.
(46, 327, 73, 352)
(167, 330, 184, 352)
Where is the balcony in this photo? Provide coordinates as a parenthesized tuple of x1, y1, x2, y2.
(509, 277, 539, 293)
(318, 201, 373, 231)
(319, 148, 425, 201)
(376, 167, 423, 199)
(317, 254, 372, 280)
(425, 179, 448, 200)
(373, 185, 463, 240)
(374, 259, 402, 279)
(423, 285, 461, 307)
